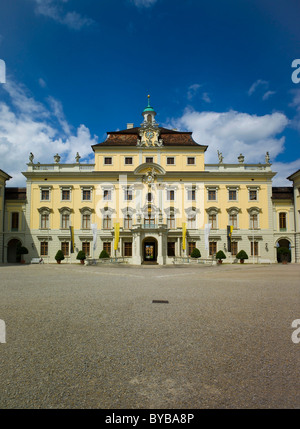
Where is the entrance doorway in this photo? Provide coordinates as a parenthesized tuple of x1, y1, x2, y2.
(277, 239, 292, 263)
(143, 238, 157, 263)
(7, 239, 22, 263)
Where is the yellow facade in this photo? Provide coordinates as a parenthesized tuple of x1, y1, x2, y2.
(1, 101, 300, 264)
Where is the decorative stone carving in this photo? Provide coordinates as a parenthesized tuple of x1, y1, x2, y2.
(265, 152, 270, 165)
(75, 152, 81, 163)
(238, 153, 244, 163)
(29, 152, 34, 164)
(54, 153, 61, 164)
(217, 150, 223, 164)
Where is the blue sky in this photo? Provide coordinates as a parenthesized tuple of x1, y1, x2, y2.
(0, 0, 300, 185)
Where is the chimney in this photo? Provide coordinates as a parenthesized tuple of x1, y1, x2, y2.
(127, 123, 134, 129)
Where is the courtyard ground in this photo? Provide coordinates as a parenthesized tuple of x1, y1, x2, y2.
(0, 263, 299, 409)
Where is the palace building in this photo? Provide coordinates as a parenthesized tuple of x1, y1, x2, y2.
(1, 98, 300, 264)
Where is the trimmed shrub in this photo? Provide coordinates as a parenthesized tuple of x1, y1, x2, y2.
(190, 248, 201, 258)
(236, 250, 248, 260)
(76, 250, 86, 261)
(216, 250, 226, 260)
(55, 250, 65, 261)
(99, 250, 110, 259)
(17, 246, 28, 256)
(277, 246, 291, 262)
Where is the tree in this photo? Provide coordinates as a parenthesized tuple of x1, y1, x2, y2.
(76, 250, 86, 261)
(190, 248, 201, 258)
(236, 250, 248, 263)
(216, 250, 226, 262)
(55, 250, 65, 263)
(99, 250, 110, 259)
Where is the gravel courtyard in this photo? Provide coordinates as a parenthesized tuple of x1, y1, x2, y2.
(0, 263, 299, 409)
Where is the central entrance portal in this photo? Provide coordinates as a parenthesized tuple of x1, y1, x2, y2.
(143, 238, 157, 263)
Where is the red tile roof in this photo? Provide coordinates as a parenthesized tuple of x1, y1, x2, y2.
(92, 127, 207, 149)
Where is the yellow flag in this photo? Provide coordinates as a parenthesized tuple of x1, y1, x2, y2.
(114, 222, 120, 251)
(182, 222, 186, 250)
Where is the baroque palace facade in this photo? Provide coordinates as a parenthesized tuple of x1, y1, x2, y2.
(1, 99, 300, 264)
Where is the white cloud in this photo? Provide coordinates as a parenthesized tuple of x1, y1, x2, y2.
(131, 0, 158, 7)
(187, 84, 201, 100)
(165, 108, 298, 184)
(0, 79, 98, 186)
(262, 90, 276, 101)
(272, 160, 300, 186)
(248, 79, 269, 96)
(38, 77, 47, 88)
(32, 0, 94, 30)
(202, 92, 211, 103)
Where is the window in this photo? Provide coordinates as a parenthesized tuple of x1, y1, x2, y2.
(209, 241, 217, 256)
(62, 189, 70, 201)
(229, 190, 237, 201)
(209, 213, 217, 229)
(208, 190, 216, 201)
(103, 189, 111, 201)
(61, 241, 69, 257)
(167, 190, 175, 201)
(62, 213, 70, 229)
(167, 212, 175, 229)
(40, 242, 48, 257)
(146, 157, 153, 163)
(167, 242, 175, 257)
(187, 212, 196, 229)
(82, 214, 91, 229)
(11, 212, 19, 231)
(124, 214, 132, 229)
(103, 242, 111, 256)
(251, 241, 259, 256)
(82, 189, 91, 201)
(229, 213, 238, 229)
(144, 215, 155, 226)
(167, 157, 175, 165)
(187, 157, 195, 165)
(187, 188, 196, 201)
(82, 242, 90, 257)
(250, 213, 258, 229)
(188, 242, 196, 256)
(279, 212, 287, 231)
(249, 190, 257, 201)
(231, 242, 238, 256)
(41, 189, 50, 201)
(124, 242, 132, 257)
(104, 157, 112, 165)
(125, 157, 133, 165)
(41, 213, 49, 229)
(103, 213, 111, 229)
(124, 187, 133, 201)
(147, 192, 153, 202)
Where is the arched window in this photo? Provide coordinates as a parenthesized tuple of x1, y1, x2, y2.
(79, 207, 93, 230)
(124, 213, 132, 229)
(227, 207, 240, 229)
(206, 207, 219, 230)
(59, 207, 72, 229)
(247, 207, 260, 230)
(103, 210, 112, 230)
(187, 209, 197, 229)
(38, 207, 51, 229)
